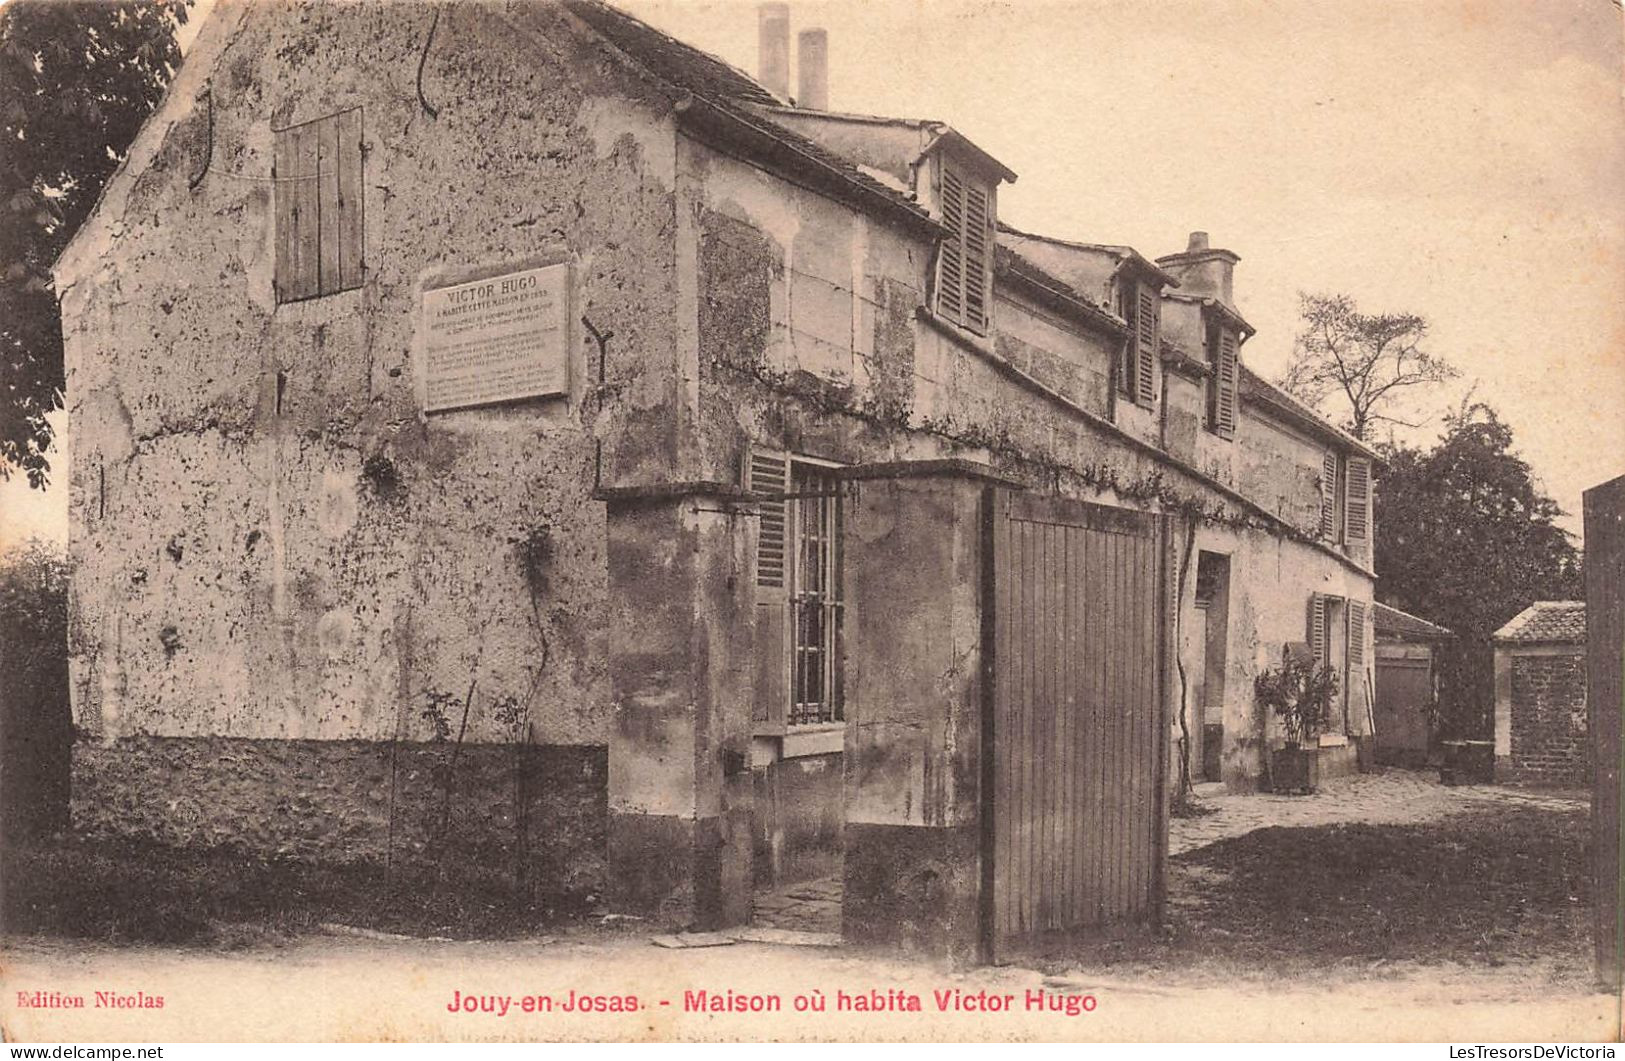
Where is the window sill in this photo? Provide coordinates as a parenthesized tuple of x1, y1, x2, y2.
(752, 722, 844, 762)
(1318, 733, 1349, 748)
(917, 304, 995, 358)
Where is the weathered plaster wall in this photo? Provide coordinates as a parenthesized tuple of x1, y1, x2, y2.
(1182, 521, 1374, 791)
(1162, 371, 1207, 467)
(1235, 411, 1331, 536)
(993, 294, 1112, 416)
(62, 1, 681, 752)
(682, 136, 925, 480)
(680, 132, 1376, 808)
(58, 1, 691, 884)
(843, 474, 985, 956)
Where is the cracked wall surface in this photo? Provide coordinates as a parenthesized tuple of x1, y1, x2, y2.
(680, 134, 1375, 804)
(59, 0, 682, 867)
(59, 0, 1380, 922)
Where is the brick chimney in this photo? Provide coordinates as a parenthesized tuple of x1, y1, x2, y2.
(797, 28, 828, 110)
(1156, 231, 1240, 305)
(758, 3, 790, 100)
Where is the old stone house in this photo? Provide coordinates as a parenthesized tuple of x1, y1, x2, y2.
(1493, 601, 1589, 787)
(57, 0, 1378, 958)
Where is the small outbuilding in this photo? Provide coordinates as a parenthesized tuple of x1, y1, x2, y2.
(1492, 601, 1589, 787)
(1372, 602, 1451, 767)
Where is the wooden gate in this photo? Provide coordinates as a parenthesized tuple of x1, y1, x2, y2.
(982, 489, 1169, 957)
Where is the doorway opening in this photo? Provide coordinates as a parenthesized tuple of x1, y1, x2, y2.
(1195, 551, 1231, 783)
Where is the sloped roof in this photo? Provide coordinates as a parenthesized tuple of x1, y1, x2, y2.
(996, 222, 1178, 288)
(753, 106, 1018, 183)
(562, 0, 936, 232)
(1164, 290, 1255, 337)
(994, 244, 1125, 335)
(1494, 601, 1586, 644)
(1160, 339, 1211, 379)
(563, 0, 778, 105)
(1239, 365, 1382, 462)
(1374, 602, 1452, 641)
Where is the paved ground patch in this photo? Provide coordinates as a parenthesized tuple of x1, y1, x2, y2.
(1170, 768, 1587, 855)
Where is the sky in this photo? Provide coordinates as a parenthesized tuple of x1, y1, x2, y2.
(2, 0, 1621, 554)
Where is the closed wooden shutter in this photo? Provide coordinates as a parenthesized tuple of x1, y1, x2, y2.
(1347, 599, 1367, 672)
(1134, 283, 1157, 406)
(1345, 456, 1371, 542)
(1318, 451, 1337, 540)
(274, 108, 364, 303)
(1307, 592, 1327, 664)
(936, 164, 966, 325)
(274, 120, 319, 302)
(1348, 598, 1372, 729)
(1214, 327, 1238, 438)
(749, 446, 791, 728)
(963, 183, 991, 335)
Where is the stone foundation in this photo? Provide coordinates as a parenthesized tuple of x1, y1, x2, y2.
(606, 810, 752, 929)
(1317, 741, 1360, 781)
(71, 736, 606, 900)
(843, 823, 980, 960)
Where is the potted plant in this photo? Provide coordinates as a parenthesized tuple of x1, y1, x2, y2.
(1254, 650, 1340, 794)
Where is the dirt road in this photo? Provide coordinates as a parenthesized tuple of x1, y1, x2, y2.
(2, 932, 1617, 1042)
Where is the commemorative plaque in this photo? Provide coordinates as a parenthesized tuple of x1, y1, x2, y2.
(421, 264, 570, 412)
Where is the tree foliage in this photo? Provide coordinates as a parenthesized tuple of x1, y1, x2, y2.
(0, 539, 72, 838)
(1283, 292, 1458, 441)
(1374, 402, 1581, 740)
(1, 0, 189, 488)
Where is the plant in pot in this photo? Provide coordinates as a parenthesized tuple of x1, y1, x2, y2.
(1254, 649, 1340, 794)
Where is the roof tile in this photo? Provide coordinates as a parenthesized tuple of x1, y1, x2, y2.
(1373, 602, 1452, 640)
(1493, 601, 1586, 643)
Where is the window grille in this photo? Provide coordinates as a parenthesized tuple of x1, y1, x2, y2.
(748, 448, 844, 729)
(790, 462, 844, 725)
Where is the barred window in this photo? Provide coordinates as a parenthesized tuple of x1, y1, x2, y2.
(790, 462, 843, 725)
(749, 449, 845, 730)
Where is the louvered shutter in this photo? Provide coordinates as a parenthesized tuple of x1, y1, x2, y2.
(1135, 283, 1158, 405)
(1307, 592, 1327, 665)
(963, 184, 991, 335)
(1347, 598, 1370, 732)
(1215, 327, 1239, 438)
(936, 164, 967, 326)
(1318, 451, 1337, 540)
(1347, 599, 1367, 672)
(1345, 456, 1371, 542)
(749, 447, 792, 729)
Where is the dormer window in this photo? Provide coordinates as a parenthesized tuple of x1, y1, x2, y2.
(1120, 279, 1158, 407)
(933, 157, 993, 336)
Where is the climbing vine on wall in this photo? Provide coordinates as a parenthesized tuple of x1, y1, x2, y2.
(714, 357, 1307, 540)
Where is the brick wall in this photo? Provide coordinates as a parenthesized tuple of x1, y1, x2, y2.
(1508, 652, 1590, 787)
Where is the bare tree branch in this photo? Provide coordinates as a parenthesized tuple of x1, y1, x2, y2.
(1279, 291, 1457, 440)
